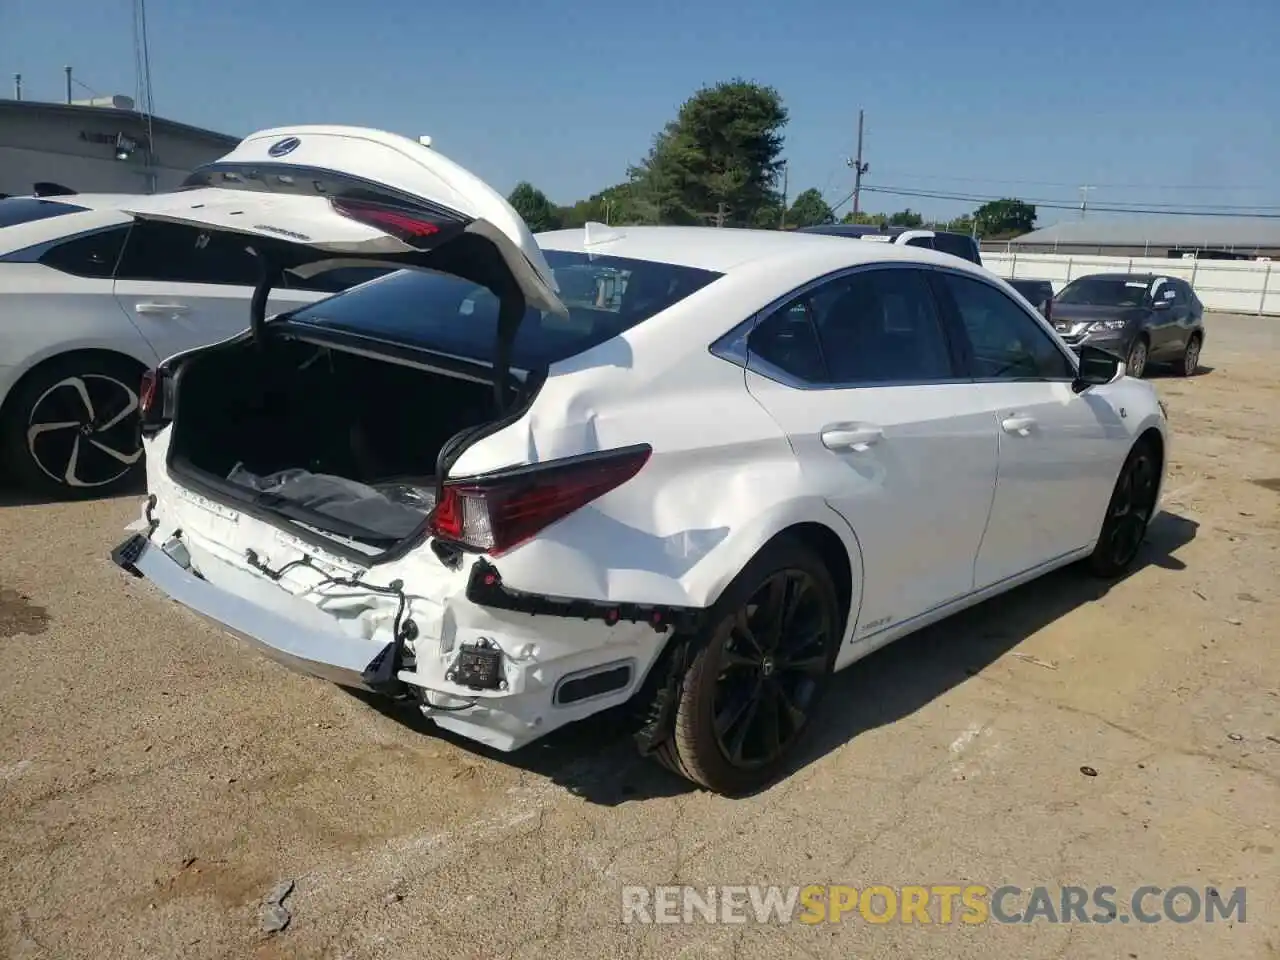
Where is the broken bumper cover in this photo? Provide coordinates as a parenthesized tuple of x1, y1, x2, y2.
(112, 533, 391, 691)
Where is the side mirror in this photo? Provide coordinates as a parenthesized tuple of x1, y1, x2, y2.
(1073, 343, 1126, 393)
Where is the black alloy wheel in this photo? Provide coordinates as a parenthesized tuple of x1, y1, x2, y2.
(655, 539, 841, 795)
(1089, 439, 1160, 577)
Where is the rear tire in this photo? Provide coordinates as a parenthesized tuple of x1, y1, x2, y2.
(0, 353, 146, 499)
(1088, 438, 1160, 578)
(1174, 333, 1202, 377)
(1125, 336, 1149, 379)
(654, 538, 842, 795)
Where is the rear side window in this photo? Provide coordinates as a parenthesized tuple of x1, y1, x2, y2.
(39, 226, 129, 279)
(287, 250, 723, 369)
(116, 220, 261, 286)
(0, 197, 87, 228)
(749, 267, 955, 385)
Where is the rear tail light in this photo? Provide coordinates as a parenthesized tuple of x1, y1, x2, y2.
(139, 369, 158, 417)
(430, 445, 652, 556)
(139, 368, 172, 430)
(330, 197, 456, 248)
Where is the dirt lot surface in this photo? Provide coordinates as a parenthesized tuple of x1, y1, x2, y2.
(2, 313, 1278, 960)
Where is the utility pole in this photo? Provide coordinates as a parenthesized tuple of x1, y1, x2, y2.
(1079, 185, 1096, 219)
(848, 109, 870, 218)
(713, 201, 730, 228)
(779, 161, 788, 229)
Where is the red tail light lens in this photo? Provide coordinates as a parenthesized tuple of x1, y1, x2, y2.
(430, 446, 652, 556)
(330, 197, 451, 247)
(139, 369, 158, 417)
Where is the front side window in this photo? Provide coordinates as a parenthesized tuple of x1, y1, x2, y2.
(287, 250, 722, 370)
(941, 273, 1074, 380)
(749, 268, 955, 385)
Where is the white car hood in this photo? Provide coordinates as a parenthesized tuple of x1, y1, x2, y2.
(120, 125, 566, 316)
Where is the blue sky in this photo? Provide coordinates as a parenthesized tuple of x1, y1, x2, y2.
(3, 0, 1277, 225)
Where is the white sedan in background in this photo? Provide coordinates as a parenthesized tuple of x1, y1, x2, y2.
(112, 125, 1167, 795)
(0, 194, 378, 496)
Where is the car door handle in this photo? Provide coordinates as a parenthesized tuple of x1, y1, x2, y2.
(1001, 415, 1037, 436)
(134, 302, 191, 316)
(821, 425, 883, 452)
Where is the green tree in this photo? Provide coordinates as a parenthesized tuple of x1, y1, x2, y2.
(841, 210, 885, 226)
(508, 181, 562, 232)
(973, 198, 1036, 238)
(887, 208, 924, 228)
(786, 188, 835, 228)
(628, 79, 788, 227)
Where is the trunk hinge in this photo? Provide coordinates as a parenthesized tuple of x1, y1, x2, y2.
(247, 246, 276, 346)
(491, 291, 525, 415)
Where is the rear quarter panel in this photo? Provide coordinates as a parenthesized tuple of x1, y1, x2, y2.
(449, 306, 866, 619)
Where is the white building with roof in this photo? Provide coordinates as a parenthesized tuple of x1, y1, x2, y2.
(0, 95, 237, 198)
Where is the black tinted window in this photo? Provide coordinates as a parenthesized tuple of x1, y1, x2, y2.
(904, 235, 934, 250)
(931, 232, 980, 263)
(39, 226, 128, 279)
(116, 220, 261, 286)
(0, 197, 87, 228)
(750, 268, 954, 384)
(283, 266, 391, 294)
(287, 250, 722, 369)
(942, 273, 1074, 380)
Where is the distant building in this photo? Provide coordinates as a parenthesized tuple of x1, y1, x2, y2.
(0, 96, 237, 198)
(983, 217, 1280, 260)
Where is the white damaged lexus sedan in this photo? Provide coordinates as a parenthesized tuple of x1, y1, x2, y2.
(111, 125, 1168, 795)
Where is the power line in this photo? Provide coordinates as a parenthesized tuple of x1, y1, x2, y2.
(869, 171, 1275, 193)
(860, 184, 1280, 218)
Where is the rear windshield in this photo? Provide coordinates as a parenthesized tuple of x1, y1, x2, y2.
(931, 232, 979, 263)
(0, 197, 87, 228)
(1056, 276, 1153, 307)
(286, 250, 723, 369)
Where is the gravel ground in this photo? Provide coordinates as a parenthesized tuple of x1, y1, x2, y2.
(2, 313, 1278, 960)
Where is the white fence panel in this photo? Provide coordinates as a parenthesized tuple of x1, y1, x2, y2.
(981, 252, 1279, 316)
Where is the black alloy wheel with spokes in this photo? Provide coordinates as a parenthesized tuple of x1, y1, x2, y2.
(2, 355, 146, 498)
(656, 538, 842, 795)
(1088, 437, 1161, 578)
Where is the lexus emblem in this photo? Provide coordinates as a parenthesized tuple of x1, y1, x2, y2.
(267, 136, 301, 158)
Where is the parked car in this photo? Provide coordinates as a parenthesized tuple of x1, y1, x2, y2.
(0, 193, 382, 497)
(1049, 273, 1204, 378)
(111, 125, 1168, 795)
(797, 223, 983, 265)
(1007, 278, 1055, 320)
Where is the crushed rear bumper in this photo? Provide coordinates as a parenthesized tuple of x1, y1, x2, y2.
(111, 532, 391, 691)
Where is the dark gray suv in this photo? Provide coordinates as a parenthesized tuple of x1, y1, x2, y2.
(1049, 273, 1205, 378)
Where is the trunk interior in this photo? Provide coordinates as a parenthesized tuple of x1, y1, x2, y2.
(169, 333, 503, 547)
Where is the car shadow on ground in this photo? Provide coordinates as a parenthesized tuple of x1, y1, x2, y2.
(0, 474, 146, 508)
(351, 511, 1199, 805)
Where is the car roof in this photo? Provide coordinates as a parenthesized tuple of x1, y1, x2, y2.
(1070, 272, 1161, 282)
(535, 224, 983, 275)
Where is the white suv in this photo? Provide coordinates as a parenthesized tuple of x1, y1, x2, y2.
(0, 194, 378, 497)
(797, 224, 984, 265)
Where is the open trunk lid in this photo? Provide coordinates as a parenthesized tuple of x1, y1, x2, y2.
(119, 125, 566, 318)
